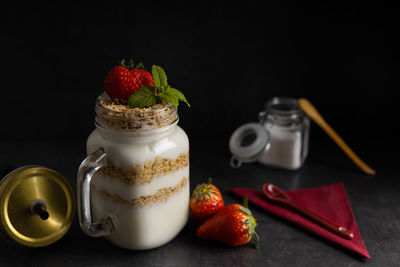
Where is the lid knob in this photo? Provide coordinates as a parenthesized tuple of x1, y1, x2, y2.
(31, 200, 50, 220)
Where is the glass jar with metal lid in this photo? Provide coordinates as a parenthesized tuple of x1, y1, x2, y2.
(229, 97, 310, 170)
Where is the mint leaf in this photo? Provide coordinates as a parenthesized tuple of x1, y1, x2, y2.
(152, 65, 168, 88)
(157, 86, 190, 108)
(128, 86, 157, 108)
(127, 64, 190, 108)
(167, 87, 190, 107)
(158, 90, 179, 107)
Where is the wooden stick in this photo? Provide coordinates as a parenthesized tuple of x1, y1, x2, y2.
(298, 98, 375, 175)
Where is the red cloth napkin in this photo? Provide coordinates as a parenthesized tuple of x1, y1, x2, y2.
(230, 183, 370, 259)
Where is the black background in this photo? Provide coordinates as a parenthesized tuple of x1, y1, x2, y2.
(1, 3, 397, 147)
(1, 4, 400, 266)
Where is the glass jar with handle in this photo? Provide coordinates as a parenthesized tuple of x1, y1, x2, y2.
(77, 93, 190, 250)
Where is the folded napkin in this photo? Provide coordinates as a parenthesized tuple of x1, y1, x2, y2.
(230, 183, 370, 259)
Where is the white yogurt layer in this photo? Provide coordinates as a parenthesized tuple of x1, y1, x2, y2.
(87, 126, 189, 167)
(91, 184, 189, 250)
(86, 124, 190, 249)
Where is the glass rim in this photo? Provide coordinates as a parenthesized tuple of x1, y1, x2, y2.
(265, 97, 303, 116)
(95, 92, 175, 117)
(94, 92, 178, 132)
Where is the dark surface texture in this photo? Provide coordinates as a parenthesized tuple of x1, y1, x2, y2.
(0, 137, 399, 266)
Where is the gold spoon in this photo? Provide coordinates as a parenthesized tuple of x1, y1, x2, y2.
(298, 98, 376, 175)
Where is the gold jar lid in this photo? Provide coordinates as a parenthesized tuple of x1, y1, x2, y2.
(0, 166, 75, 247)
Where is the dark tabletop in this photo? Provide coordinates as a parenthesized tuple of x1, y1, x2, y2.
(0, 135, 398, 267)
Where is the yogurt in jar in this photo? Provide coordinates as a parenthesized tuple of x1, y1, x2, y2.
(79, 93, 190, 250)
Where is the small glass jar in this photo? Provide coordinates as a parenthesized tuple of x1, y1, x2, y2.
(229, 97, 310, 170)
(77, 93, 190, 250)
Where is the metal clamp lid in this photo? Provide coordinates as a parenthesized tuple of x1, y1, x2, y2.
(229, 122, 271, 168)
(0, 166, 75, 247)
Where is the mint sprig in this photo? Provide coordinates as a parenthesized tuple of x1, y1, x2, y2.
(127, 86, 158, 107)
(158, 87, 190, 107)
(127, 65, 190, 108)
(152, 65, 168, 88)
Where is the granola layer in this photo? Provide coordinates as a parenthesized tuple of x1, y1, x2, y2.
(94, 177, 188, 208)
(98, 153, 189, 185)
(95, 93, 177, 131)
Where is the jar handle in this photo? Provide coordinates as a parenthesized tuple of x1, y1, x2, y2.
(77, 148, 114, 237)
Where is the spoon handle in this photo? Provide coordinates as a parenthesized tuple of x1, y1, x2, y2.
(284, 200, 355, 240)
(298, 98, 375, 175)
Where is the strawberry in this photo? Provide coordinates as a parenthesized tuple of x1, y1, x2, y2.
(190, 178, 224, 222)
(104, 60, 153, 101)
(129, 69, 153, 94)
(196, 196, 259, 248)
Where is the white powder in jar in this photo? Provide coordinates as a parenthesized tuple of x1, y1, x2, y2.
(258, 123, 303, 170)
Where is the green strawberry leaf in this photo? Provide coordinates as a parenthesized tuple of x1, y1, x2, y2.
(134, 62, 145, 70)
(120, 59, 145, 70)
(239, 206, 252, 216)
(243, 196, 249, 208)
(251, 231, 260, 249)
(128, 86, 158, 108)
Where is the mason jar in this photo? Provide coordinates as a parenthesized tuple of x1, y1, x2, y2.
(229, 97, 310, 170)
(77, 92, 190, 250)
